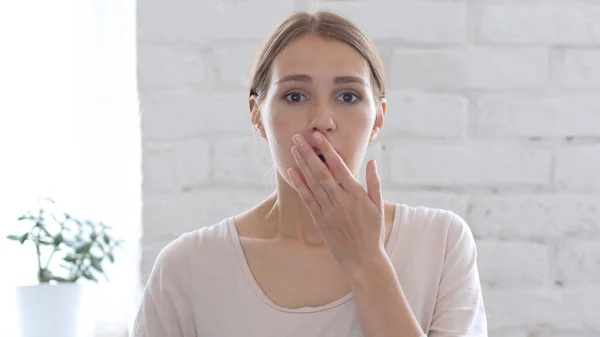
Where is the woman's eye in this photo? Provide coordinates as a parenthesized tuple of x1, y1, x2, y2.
(336, 92, 360, 104)
(284, 92, 306, 103)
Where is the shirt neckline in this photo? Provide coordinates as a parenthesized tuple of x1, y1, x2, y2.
(227, 202, 405, 314)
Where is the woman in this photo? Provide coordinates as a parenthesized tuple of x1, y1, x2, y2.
(132, 11, 488, 337)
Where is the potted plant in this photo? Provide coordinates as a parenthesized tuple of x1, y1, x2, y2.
(6, 198, 123, 337)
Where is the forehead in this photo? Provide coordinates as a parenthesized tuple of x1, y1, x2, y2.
(270, 34, 371, 81)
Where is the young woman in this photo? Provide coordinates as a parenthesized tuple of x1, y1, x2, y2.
(132, 11, 488, 337)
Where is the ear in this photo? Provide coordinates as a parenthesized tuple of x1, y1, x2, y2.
(370, 97, 387, 142)
(249, 95, 267, 138)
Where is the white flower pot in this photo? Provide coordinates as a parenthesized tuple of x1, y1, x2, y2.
(16, 283, 96, 337)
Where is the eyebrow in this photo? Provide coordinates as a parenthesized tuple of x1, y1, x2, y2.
(274, 74, 369, 87)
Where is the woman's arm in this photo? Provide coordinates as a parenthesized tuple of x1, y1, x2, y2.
(347, 249, 425, 337)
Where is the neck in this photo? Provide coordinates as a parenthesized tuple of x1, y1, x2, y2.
(260, 173, 327, 247)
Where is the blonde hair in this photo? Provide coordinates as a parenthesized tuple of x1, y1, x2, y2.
(248, 11, 386, 105)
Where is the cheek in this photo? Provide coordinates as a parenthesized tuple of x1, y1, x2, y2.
(264, 115, 297, 160)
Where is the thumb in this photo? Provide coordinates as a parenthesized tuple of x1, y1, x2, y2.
(366, 159, 383, 213)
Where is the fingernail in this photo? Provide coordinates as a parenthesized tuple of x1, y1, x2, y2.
(293, 134, 304, 146)
(312, 132, 322, 144)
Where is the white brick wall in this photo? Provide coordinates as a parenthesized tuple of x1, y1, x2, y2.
(139, 1, 600, 336)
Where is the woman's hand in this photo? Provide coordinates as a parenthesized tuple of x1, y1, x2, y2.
(287, 132, 386, 275)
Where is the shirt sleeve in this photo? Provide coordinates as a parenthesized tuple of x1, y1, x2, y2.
(428, 212, 488, 337)
(131, 233, 197, 337)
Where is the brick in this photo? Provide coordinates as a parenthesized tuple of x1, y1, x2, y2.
(143, 139, 210, 193)
(382, 191, 469, 218)
(371, 40, 394, 78)
(482, 289, 600, 331)
(142, 189, 268, 239)
(212, 137, 275, 186)
(554, 241, 600, 286)
(485, 327, 524, 337)
(467, 195, 600, 240)
(556, 145, 600, 189)
(388, 143, 551, 186)
(488, 327, 597, 337)
(487, 329, 529, 337)
(390, 48, 548, 89)
(389, 49, 465, 89)
(213, 42, 263, 87)
(556, 49, 600, 88)
(381, 91, 468, 139)
(315, 1, 466, 43)
(473, 94, 600, 138)
(139, 0, 295, 42)
(141, 90, 254, 140)
(550, 330, 600, 337)
(477, 241, 549, 288)
(138, 44, 206, 90)
(466, 47, 548, 89)
(357, 141, 386, 186)
(477, 4, 600, 45)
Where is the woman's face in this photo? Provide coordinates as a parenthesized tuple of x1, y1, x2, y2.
(252, 33, 385, 186)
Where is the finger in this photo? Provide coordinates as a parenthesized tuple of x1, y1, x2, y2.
(366, 159, 383, 213)
(291, 145, 332, 208)
(287, 167, 323, 217)
(311, 132, 359, 191)
(292, 134, 340, 195)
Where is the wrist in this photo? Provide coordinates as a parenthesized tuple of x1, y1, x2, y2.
(341, 247, 391, 280)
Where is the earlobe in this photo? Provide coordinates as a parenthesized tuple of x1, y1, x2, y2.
(370, 97, 386, 141)
(370, 127, 380, 142)
(254, 123, 266, 136)
(249, 96, 265, 137)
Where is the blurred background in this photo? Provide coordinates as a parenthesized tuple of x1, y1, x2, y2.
(1, 0, 599, 336)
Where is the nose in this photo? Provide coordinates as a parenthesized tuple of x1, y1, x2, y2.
(307, 102, 337, 135)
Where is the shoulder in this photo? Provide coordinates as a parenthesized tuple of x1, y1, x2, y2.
(150, 218, 231, 278)
(395, 203, 476, 256)
(400, 203, 470, 233)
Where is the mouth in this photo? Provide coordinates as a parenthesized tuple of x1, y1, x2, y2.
(314, 148, 326, 163)
(313, 147, 337, 172)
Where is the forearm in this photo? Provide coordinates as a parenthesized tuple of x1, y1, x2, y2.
(347, 250, 424, 337)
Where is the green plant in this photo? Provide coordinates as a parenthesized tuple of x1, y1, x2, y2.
(6, 198, 123, 284)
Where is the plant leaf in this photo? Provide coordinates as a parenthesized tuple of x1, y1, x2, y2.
(20, 233, 29, 244)
(63, 255, 77, 263)
(18, 214, 33, 221)
(107, 252, 114, 263)
(51, 276, 68, 283)
(53, 233, 63, 246)
(82, 270, 98, 282)
(103, 234, 110, 245)
(91, 257, 104, 273)
(6, 233, 30, 244)
(62, 239, 76, 247)
(75, 242, 92, 254)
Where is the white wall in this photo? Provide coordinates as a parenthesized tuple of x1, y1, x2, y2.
(138, 1, 600, 336)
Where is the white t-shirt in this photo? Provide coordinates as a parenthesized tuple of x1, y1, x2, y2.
(132, 203, 488, 336)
